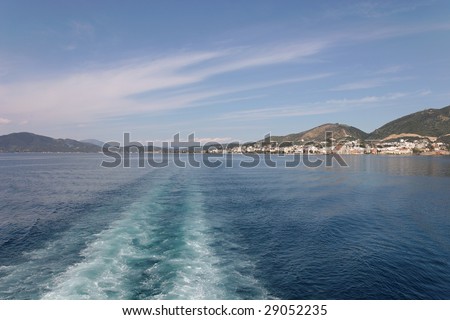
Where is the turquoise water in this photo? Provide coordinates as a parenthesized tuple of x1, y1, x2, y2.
(0, 154, 449, 299)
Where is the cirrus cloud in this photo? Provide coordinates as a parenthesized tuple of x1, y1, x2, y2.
(0, 117, 11, 125)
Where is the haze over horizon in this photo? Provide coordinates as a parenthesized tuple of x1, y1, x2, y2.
(1, 0, 450, 143)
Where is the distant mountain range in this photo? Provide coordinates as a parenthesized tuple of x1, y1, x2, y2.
(0, 132, 101, 153)
(79, 139, 106, 147)
(265, 105, 450, 144)
(1, 105, 449, 152)
(269, 123, 368, 144)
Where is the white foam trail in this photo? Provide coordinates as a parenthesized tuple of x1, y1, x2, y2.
(43, 197, 158, 299)
(43, 170, 269, 300)
(152, 182, 268, 300)
(152, 189, 227, 299)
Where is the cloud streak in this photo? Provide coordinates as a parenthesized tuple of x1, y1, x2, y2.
(375, 65, 407, 75)
(324, 1, 435, 19)
(0, 117, 11, 125)
(1, 19, 447, 136)
(0, 41, 331, 126)
(221, 92, 409, 121)
(331, 77, 413, 91)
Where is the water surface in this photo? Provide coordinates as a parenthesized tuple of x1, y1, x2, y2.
(0, 154, 449, 299)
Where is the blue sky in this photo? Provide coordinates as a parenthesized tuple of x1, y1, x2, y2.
(0, 0, 449, 143)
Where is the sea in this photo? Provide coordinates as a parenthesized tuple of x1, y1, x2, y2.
(0, 153, 449, 299)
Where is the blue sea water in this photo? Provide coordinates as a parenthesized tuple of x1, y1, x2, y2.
(0, 153, 449, 299)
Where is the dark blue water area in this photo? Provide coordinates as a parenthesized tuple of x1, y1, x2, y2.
(0, 153, 449, 299)
(199, 156, 450, 299)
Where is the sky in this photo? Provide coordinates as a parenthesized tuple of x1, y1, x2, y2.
(0, 0, 450, 144)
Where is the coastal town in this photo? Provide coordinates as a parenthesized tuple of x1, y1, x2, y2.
(215, 137, 450, 156)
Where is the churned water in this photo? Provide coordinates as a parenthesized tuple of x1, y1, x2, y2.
(0, 154, 449, 299)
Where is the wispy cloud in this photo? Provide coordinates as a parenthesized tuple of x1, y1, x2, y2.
(60, 21, 95, 51)
(193, 41, 329, 77)
(0, 41, 331, 126)
(331, 77, 413, 91)
(324, 1, 436, 19)
(332, 79, 385, 91)
(70, 21, 95, 39)
(181, 73, 333, 109)
(0, 51, 224, 121)
(221, 92, 409, 121)
(187, 94, 266, 108)
(325, 92, 408, 105)
(418, 90, 432, 96)
(375, 65, 407, 75)
(1, 18, 447, 135)
(220, 105, 337, 121)
(62, 43, 77, 51)
(0, 117, 11, 125)
(348, 22, 450, 43)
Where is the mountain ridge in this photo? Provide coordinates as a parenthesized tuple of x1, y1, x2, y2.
(367, 105, 450, 140)
(1, 104, 449, 152)
(267, 105, 450, 144)
(80, 139, 106, 147)
(0, 132, 101, 153)
(268, 123, 368, 144)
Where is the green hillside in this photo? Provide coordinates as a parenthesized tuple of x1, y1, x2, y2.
(269, 123, 368, 144)
(369, 105, 450, 140)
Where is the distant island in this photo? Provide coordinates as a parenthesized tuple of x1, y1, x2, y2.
(0, 132, 101, 153)
(0, 105, 449, 155)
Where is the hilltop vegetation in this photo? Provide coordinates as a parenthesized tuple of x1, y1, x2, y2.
(268, 105, 450, 144)
(368, 105, 450, 140)
(269, 123, 368, 144)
